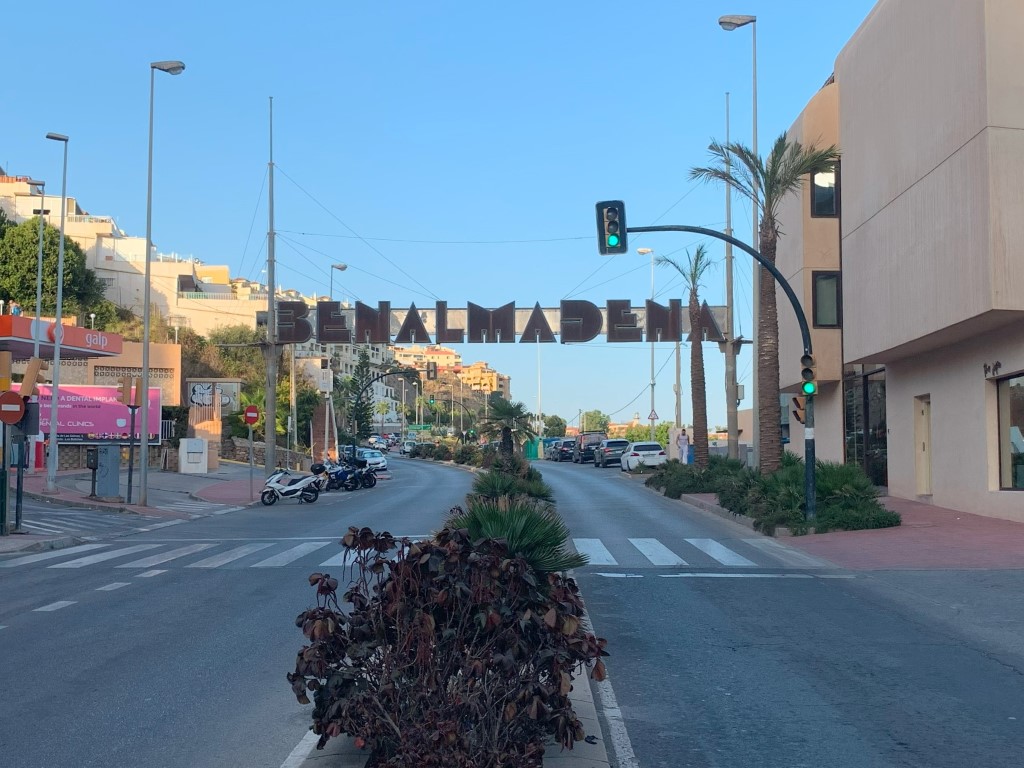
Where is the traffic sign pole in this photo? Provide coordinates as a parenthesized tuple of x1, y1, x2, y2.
(243, 406, 260, 501)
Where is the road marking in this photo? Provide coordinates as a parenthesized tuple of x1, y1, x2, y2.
(140, 520, 187, 531)
(251, 541, 334, 567)
(117, 543, 217, 568)
(34, 601, 77, 612)
(628, 538, 688, 566)
(97, 582, 131, 591)
(320, 551, 352, 567)
(188, 543, 275, 568)
(280, 731, 319, 768)
(49, 544, 162, 568)
(212, 506, 245, 515)
(684, 538, 756, 567)
(572, 538, 617, 565)
(660, 572, 814, 579)
(19, 520, 73, 534)
(741, 537, 833, 568)
(1, 543, 110, 568)
(595, 573, 644, 578)
(818, 574, 856, 579)
(136, 570, 167, 578)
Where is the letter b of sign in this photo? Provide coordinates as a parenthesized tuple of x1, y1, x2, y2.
(276, 301, 313, 344)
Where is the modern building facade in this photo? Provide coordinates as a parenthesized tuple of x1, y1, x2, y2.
(775, 0, 1024, 521)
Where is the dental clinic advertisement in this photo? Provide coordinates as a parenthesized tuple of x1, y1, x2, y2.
(36, 385, 162, 444)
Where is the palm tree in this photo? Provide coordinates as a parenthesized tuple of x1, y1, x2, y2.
(690, 133, 840, 473)
(478, 399, 537, 456)
(658, 244, 713, 468)
(375, 401, 390, 435)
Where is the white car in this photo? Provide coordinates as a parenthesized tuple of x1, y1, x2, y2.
(400, 440, 416, 455)
(357, 449, 388, 471)
(620, 442, 667, 472)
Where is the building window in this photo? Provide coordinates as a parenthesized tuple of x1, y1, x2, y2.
(812, 271, 842, 328)
(997, 373, 1024, 490)
(811, 165, 839, 217)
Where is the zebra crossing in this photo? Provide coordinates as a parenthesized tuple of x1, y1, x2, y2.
(0, 534, 833, 573)
(572, 536, 832, 570)
(17, 502, 246, 536)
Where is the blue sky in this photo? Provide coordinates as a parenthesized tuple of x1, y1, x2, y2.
(5, 0, 877, 429)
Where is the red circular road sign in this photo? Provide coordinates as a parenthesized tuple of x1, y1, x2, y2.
(243, 405, 260, 425)
(0, 390, 26, 425)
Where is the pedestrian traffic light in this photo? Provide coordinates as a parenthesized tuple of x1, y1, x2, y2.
(595, 200, 628, 255)
(791, 396, 806, 425)
(426, 362, 438, 380)
(19, 357, 49, 397)
(800, 354, 817, 396)
(117, 377, 133, 406)
(429, 394, 435, 405)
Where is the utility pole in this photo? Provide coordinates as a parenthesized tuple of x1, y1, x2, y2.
(723, 92, 741, 461)
(265, 97, 278, 473)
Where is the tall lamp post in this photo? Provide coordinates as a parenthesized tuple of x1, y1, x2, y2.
(139, 59, 185, 507)
(43, 134, 68, 494)
(329, 262, 347, 301)
(637, 247, 657, 440)
(719, 13, 758, 465)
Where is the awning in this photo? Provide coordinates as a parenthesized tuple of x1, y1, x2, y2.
(0, 315, 122, 359)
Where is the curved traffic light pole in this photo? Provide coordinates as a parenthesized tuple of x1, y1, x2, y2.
(628, 224, 817, 520)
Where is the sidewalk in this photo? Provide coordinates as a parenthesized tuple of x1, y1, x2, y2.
(0, 462, 259, 555)
(679, 491, 1024, 570)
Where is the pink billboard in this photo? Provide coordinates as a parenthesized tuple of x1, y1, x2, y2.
(36, 385, 161, 444)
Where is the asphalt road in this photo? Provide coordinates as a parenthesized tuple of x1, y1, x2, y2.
(3, 456, 1023, 767)
(0, 457, 475, 768)
(542, 458, 1024, 768)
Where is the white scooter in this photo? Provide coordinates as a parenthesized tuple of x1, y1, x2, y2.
(261, 469, 320, 506)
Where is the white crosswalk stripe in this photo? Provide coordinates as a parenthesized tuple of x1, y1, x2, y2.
(1, 535, 834, 573)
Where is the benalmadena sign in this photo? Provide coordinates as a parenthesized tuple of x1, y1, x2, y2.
(275, 300, 726, 345)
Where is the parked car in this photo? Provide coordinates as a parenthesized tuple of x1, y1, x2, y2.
(357, 448, 388, 471)
(572, 431, 607, 463)
(593, 438, 630, 468)
(620, 442, 668, 472)
(400, 439, 417, 455)
(554, 439, 576, 462)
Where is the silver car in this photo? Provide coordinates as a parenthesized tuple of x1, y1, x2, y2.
(593, 439, 630, 468)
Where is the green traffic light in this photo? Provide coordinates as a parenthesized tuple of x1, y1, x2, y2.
(607, 234, 620, 247)
(801, 380, 817, 395)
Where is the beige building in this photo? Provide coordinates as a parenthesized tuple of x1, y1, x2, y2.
(774, 0, 1024, 521)
(393, 344, 463, 372)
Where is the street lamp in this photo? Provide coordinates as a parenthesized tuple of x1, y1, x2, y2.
(44, 132, 68, 494)
(139, 59, 185, 507)
(28, 179, 47, 357)
(637, 247, 657, 440)
(89, 313, 96, 329)
(719, 13, 759, 465)
(329, 262, 347, 302)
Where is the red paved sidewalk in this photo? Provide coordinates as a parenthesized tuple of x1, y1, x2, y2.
(685, 492, 1024, 570)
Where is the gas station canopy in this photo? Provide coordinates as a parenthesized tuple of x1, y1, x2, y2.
(0, 316, 122, 359)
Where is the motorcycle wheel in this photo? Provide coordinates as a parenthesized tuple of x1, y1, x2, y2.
(300, 488, 319, 503)
(362, 474, 377, 488)
(260, 489, 278, 506)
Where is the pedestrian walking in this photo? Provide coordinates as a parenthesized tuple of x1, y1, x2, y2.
(676, 428, 690, 464)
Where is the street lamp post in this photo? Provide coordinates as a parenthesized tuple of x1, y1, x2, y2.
(89, 313, 96, 329)
(43, 133, 68, 494)
(329, 262, 347, 301)
(719, 13, 758, 466)
(637, 247, 657, 440)
(139, 59, 185, 507)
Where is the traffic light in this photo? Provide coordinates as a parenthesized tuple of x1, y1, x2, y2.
(426, 362, 438, 380)
(791, 396, 806, 425)
(595, 200, 628, 255)
(19, 357, 49, 397)
(799, 354, 817, 396)
(429, 394, 435, 405)
(117, 377, 133, 406)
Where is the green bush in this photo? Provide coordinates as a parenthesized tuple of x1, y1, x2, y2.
(712, 456, 900, 535)
(472, 469, 554, 503)
(432, 443, 453, 461)
(453, 445, 480, 465)
(647, 455, 749, 498)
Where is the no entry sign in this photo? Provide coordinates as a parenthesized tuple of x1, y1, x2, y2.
(243, 405, 260, 425)
(0, 390, 26, 425)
